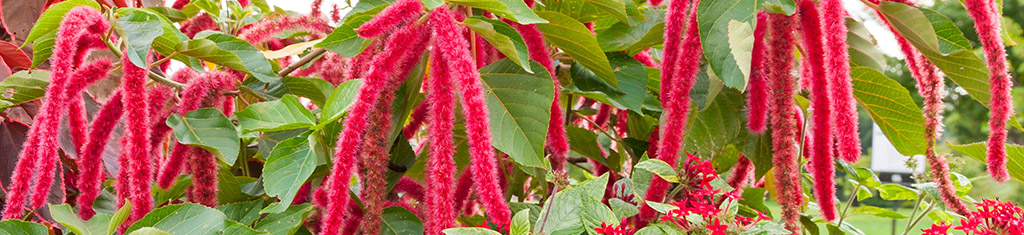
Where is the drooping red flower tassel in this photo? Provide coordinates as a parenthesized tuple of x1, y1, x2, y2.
(355, 0, 423, 38)
(964, 0, 1015, 182)
(75, 91, 123, 219)
(3, 7, 109, 220)
(320, 21, 430, 234)
(726, 155, 754, 191)
(820, 0, 860, 163)
(239, 15, 332, 45)
(452, 169, 475, 215)
(914, 52, 972, 215)
(403, 103, 429, 138)
(431, 7, 512, 227)
(186, 147, 217, 207)
(393, 177, 426, 202)
(424, 44, 458, 234)
(798, 0, 838, 221)
(764, 12, 802, 233)
(507, 19, 570, 174)
(633, 49, 659, 68)
(638, 0, 701, 224)
(179, 13, 219, 38)
(747, 12, 770, 134)
(154, 71, 233, 189)
(66, 59, 115, 151)
(115, 52, 153, 225)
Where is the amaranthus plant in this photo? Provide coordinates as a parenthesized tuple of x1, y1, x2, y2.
(0, 0, 1020, 234)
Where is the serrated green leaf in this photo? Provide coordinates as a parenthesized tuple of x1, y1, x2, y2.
(254, 204, 312, 235)
(464, 17, 532, 73)
(480, 59, 554, 168)
(381, 206, 424, 235)
(222, 220, 267, 235)
(510, 209, 531, 235)
(597, 9, 664, 52)
(217, 199, 265, 226)
(314, 15, 372, 57)
(849, 67, 927, 156)
(125, 204, 227, 235)
(535, 11, 617, 87)
(181, 32, 279, 82)
(846, 18, 885, 71)
(447, 0, 547, 24)
(29, 33, 56, 69)
(442, 228, 502, 235)
(22, 0, 101, 47)
(696, 0, 757, 90)
(48, 203, 111, 235)
(0, 70, 50, 111)
(952, 142, 1024, 183)
(118, 8, 203, 70)
(313, 79, 364, 129)
(609, 198, 640, 219)
(726, 20, 755, 82)
(237, 95, 316, 133)
(0, 220, 47, 235)
(533, 174, 616, 235)
(260, 132, 316, 213)
(683, 88, 743, 159)
(118, 11, 165, 68)
(166, 108, 240, 164)
(634, 159, 680, 183)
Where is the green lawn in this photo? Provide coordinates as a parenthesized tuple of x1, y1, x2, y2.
(762, 200, 964, 235)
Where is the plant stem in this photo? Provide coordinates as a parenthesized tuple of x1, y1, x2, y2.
(902, 199, 935, 235)
(837, 182, 861, 225)
(901, 195, 926, 234)
(277, 48, 327, 77)
(149, 52, 178, 69)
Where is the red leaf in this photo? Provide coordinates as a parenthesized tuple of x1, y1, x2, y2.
(0, 40, 30, 69)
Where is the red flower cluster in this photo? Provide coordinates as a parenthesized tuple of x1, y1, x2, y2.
(595, 218, 633, 235)
(925, 199, 1024, 234)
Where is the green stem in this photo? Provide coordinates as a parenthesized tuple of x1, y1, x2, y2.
(837, 182, 861, 225)
(902, 199, 935, 235)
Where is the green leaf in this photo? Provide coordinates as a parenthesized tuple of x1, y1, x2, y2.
(29, 33, 56, 69)
(217, 171, 257, 204)
(727, 20, 757, 85)
(846, 19, 885, 71)
(313, 79, 364, 129)
(565, 53, 648, 112)
(743, 128, 774, 180)
(148, 7, 188, 22)
(125, 204, 227, 235)
(510, 209, 531, 235)
(260, 132, 317, 214)
(596, 9, 664, 52)
(253, 204, 312, 235)
(952, 142, 1024, 183)
(696, 0, 757, 90)
(48, 203, 111, 235)
(877, 2, 1007, 125)
(609, 198, 640, 219)
(314, 15, 372, 57)
(634, 159, 680, 183)
(0, 70, 50, 112)
(236, 95, 316, 133)
(464, 17, 532, 73)
(534, 174, 615, 234)
(442, 228, 502, 235)
(217, 199, 266, 226)
(480, 59, 555, 168)
(0, 220, 47, 235)
(182, 32, 280, 82)
(876, 184, 919, 201)
(586, 0, 629, 25)
(222, 220, 268, 235)
(117, 10, 165, 68)
(683, 88, 744, 159)
(856, 186, 873, 201)
(446, 0, 547, 24)
(739, 188, 771, 218)
(181, 0, 221, 17)
(118, 8, 203, 70)
(849, 206, 907, 219)
(128, 227, 171, 235)
(380, 206, 424, 235)
(761, 0, 796, 15)
(167, 108, 240, 164)
(850, 67, 927, 156)
(22, 0, 101, 47)
(535, 11, 617, 87)
(566, 125, 611, 168)
(110, 200, 133, 234)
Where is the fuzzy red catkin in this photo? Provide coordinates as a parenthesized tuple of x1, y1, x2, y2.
(154, 72, 233, 189)
(431, 7, 512, 227)
(747, 12, 770, 134)
(171, 0, 189, 9)
(821, 0, 860, 163)
(394, 177, 426, 202)
(638, 0, 701, 225)
(424, 46, 458, 234)
(359, 30, 428, 231)
(320, 21, 429, 234)
(156, 144, 191, 189)
(615, 109, 629, 137)
(239, 15, 332, 45)
(726, 154, 754, 191)
(633, 49, 659, 68)
(180, 13, 219, 38)
(403, 102, 429, 139)
(116, 52, 153, 225)
(452, 169, 475, 215)
(75, 91, 124, 219)
(658, 0, 691, 103)
(593, 104, 612, 128)
(914, 52, 972, 215)
(343, 41, 380, 81)
(764, 12, 802, 233)
(964, 0, 1015, 183)
(356, 0, 423, 38)
(506, 19, 570, 174)
(186, 147, 218, 207)
(797, 0, 838, 221)
(1, 7, 108, 219)
(146, 85, 175, 150)
(66, 59, 115, 150)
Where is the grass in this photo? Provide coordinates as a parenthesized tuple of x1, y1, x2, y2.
(762, 200, 963, 235)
